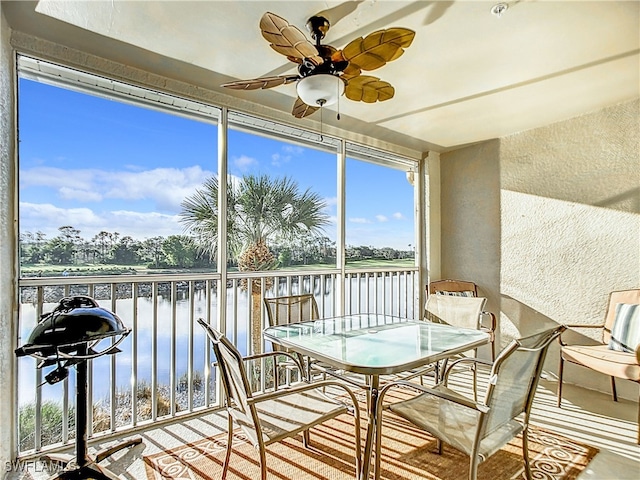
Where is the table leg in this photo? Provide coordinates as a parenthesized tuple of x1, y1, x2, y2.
(360, 375, 380, 480)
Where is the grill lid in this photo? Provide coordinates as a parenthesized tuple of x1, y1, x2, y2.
(16, 296, 129, 359)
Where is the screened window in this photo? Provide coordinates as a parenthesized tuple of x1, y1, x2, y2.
(225, 118, 338, 271)
(18, 57, 219, 275)
(345, 154, 416, 267)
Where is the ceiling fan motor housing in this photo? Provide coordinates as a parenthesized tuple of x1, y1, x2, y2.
(298, 56, 348, 78)
(306, 15, 330, 42)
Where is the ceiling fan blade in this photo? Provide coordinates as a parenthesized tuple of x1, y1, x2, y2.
(337, 27, 415, 71)
(292, 97, 320, 118)
(221, 75, 299, 91)
(339, 62, 362, 80)
(344, 75, 395, 103)
(260, 12, 324, 66)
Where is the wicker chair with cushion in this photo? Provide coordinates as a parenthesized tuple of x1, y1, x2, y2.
(428, 280, 497, 360)
(374, 325, 566, 480)
(557, 288, 640, 443)
(198, 319, 362, 480)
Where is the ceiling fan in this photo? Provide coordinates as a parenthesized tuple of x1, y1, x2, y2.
(221, 12, 415, 119)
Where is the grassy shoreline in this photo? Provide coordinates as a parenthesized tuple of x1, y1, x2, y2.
(20, 258, 416, 277)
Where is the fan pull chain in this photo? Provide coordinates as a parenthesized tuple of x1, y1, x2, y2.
(337, 82, 341, 121)
(319, 101, 324, 142)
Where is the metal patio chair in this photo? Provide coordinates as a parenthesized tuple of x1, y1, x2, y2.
(198, 319, 362, 480)
(428, 279, 497, 360)
(374, 325, 566, 480)
(263, 293, 323, 379)
(424, 294, 488, 399)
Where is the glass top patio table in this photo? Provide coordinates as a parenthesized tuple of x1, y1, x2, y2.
(264, 313, 490, 480)
(263, 312, 490, 376)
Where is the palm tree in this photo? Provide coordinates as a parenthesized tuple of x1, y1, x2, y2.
(180, 174, 329, 353)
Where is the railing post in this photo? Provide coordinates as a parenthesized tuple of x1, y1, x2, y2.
(217, 107, 229, 406)
(131, 283, 138, 426)
(170, 282, 177, 416)
(336, 139, 346, 315)
(151, 281, 158, 422)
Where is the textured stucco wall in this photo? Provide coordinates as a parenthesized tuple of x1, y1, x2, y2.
(500, 99, 640, 398)
(440, 99, 640, 398)
(439, 139, 501, 359)
(0, 7, 17, 467)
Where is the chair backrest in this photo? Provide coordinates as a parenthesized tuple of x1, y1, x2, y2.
(481, 325, 565, 436)
(425, 295, 486, 330)
(197, 319, 261, 444)
(264, 294, 319, 326)
(428, 279, 478, 297)
(603, 289, 640, 344)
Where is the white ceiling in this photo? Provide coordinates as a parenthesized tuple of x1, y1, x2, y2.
(3, 1, 639, 154)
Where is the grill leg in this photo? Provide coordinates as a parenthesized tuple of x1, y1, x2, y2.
(49, 348, 142, 480)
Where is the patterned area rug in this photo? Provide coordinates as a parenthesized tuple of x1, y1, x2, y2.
(144, 410, 597, 480)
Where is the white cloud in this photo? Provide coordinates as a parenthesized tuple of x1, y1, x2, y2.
(20, 202, 182, 240)
(18, 164, 216, 239)
(347, 229, 414, 250)
(272, 145, 304, 166)
(21, 166, 97, 189)
(282, 145, 304, 155)
(349, 217, 371, 224)
(21, 165, 215, 212)
(59, 186, 103, 202)
(20, 202, 107, 238)
(324, 196, 338, 207)
(393, 212, 406, 220)
(102, 165, 212, 211)
(107, 210, 183, 238)
(271, 153, 289, 167)
(232, 155, 258, 171)
(376, 215, 389, 222)
(321, 196, 337, 217)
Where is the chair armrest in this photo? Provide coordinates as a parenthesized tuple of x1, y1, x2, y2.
(636, 344, 640, 365)
(245, 350, 304, 371)
(442, 356, 493, 385)
(558, 324, 606, 347)
(243, 350, 301, 363)
(378, 379, 488, 413)
(212, 351, 305, 378)
(563, 324, 605, 329)
(250, 379, 362, 415)
(480, 311, 496, 333)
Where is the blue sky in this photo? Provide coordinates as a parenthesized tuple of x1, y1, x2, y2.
(18, 79, 415, 250)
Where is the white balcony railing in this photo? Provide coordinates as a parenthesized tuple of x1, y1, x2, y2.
(16, 267, 418, 456)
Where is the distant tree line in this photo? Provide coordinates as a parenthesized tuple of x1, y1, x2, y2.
(20, 226, 204, 269)
(20, 226, 412, 270)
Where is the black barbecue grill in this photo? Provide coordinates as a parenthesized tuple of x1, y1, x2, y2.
(16, 296, 142, 480)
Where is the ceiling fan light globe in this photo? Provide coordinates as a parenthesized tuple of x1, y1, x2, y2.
(297, 74, 344, 107)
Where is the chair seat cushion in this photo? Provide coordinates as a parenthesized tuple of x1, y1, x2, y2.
(388, 386, 523, 460)
(562, 344, 640, 381)
(608, 303, 640, 353)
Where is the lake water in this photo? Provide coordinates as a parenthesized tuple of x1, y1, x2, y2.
(17, 274, 417, 406)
